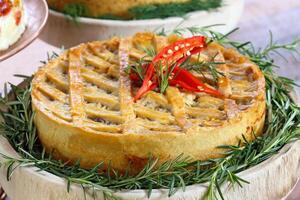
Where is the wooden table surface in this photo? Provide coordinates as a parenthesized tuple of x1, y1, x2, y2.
(0, 0, 300, 199)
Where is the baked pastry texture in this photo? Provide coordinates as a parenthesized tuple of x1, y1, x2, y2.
(31, 32, 266, 173)
(0, 0, 27, 50)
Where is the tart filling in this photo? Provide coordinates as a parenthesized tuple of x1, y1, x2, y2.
(31, 32, 266, 173)
(0, 0, 27, 51)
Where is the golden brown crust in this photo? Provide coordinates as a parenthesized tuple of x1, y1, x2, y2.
(31, 33, 266, 173)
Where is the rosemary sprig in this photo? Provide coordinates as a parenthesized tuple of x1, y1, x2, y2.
(59, 0, 222, 21)
(0, 27, 300, 200)
(62, 3, 89, 22)
(180, 53, 225, 83)
(129, 40, 225, 93)
(125, 60, 145, 80)
(168, 26, 300, 199)
(125, 46, 156, 80)
(157, 60, 177, 94)
(141, 46, 157, 58)
(39, 51, 59, 65)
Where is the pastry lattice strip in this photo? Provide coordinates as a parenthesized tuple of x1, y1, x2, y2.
(33, 34, 261, 134)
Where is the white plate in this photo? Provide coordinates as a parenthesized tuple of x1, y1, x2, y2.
(0, 0, 48, 62)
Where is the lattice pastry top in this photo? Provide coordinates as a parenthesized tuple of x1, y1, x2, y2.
(32, 32, 266, 173)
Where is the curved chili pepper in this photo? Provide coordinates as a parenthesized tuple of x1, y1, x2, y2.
(169, 79, 200, 92)
(129, 63, 149, 82)
(134, 36, 207, 101)
(154, 36, 206, 66)
(133, 36, 223, 101)
(172, 67, 223, 97)
(133, 81, 158, 102)
(129, 73, 140, 82)
(169, 45, 223, 97)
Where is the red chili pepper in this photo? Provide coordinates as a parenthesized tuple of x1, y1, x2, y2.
(129, 73, 140, 82)
(134, 36, 207, 101)
(133, 36, 223, 101)
(134, 81, 157, 102)
(172, 67, 223, 97)
(151, 36, 207, 70)
(129, 63, 149, 82)
(169, 79, 200, 92)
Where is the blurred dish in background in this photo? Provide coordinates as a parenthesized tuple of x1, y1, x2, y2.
(0, 0, 48, 62)
(0, 0, 27, 51)
(47, 0, 222, 20)
(40, 0, 244, 48)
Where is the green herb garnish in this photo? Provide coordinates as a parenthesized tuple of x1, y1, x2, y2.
(60, 0, 222, 21)
(62, 3, 90, 21)
(180, 52, 225, 83)
(0, 27, 300, 200)
(128, 0, 222, 20)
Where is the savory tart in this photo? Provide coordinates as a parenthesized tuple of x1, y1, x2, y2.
(0, 0, 27, 51)
(47, 0, 221, 19)
(31, 32, 266, 173)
